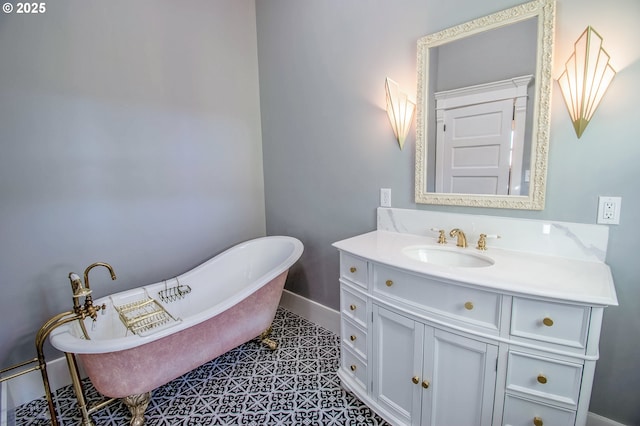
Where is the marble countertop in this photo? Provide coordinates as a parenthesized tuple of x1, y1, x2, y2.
(333, 230, 618, 307)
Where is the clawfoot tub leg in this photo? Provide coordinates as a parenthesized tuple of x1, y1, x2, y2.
(260, 326, 278, 350)
(123, 392, 151, 426)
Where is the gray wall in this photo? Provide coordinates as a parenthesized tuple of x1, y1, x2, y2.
(0, 0, 265, 365)
(1, 0, 638, 423)
(257, 0, 640, 424)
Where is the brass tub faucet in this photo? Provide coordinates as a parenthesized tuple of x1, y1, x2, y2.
(84, 262, 117, 291)
(1, 262, 118, 426)
(69, 262, 117, 321)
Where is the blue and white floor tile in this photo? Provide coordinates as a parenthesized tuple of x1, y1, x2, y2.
(15, 308, 389, 425)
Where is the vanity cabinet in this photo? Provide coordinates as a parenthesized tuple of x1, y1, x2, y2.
(336, 250, 609, 426)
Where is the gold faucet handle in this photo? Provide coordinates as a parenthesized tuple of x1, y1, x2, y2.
(476, 234, 501, 251)
(430, 228, 447, 244)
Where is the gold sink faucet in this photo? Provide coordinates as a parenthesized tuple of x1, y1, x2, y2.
(449, 228, 467, 248)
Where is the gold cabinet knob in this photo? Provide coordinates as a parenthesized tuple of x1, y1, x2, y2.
(464, 301, 474, 310)
(412, 376, 420, 384)
(349, 304, 357, 311)
(422, 380, 430, 389)
(350, 266, 357, 273)
(537, 374, 547, 384)
(350, 365, 357, 372)
(542, 317, 554, 327)
(533, 416, 543, 426)
(350, 335, 357, 341)
(385, 280, 393, 287)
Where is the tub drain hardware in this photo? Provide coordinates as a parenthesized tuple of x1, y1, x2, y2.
(158, 278, 192, 303)
(113, 294, 180, 336)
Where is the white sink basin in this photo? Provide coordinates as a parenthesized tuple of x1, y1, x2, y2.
(402, 245, 494, 268)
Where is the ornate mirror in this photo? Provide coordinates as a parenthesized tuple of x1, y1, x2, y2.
(415, 0, 555, 210)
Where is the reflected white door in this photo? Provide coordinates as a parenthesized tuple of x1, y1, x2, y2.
(435, 99, 514, 195)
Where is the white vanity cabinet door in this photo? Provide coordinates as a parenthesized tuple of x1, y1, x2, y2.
(372, 305, 424, 425)
(423, 329, 497, 426)
(373, 305, 497, 426)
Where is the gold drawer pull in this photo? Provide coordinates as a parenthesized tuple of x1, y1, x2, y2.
(422, 380, 430, 389)
(350, 266, 357, 273)
(349, 304, 357, 311)
(350, 364, 357, 372)
(412, 376, 420, 384)
(542, 317, 554, 327)
(350, 335, 357, 341)
(537, 374, 547, 384)
(385, 280, 393, 287)
(533, 417, 543, 426)
(464, 301, 474, 310)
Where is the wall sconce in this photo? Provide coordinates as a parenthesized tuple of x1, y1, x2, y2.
(385, 78, 416, 149)
(557, 26, 616, 138)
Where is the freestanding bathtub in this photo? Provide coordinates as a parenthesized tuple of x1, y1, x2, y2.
(50, 236, 303, 425)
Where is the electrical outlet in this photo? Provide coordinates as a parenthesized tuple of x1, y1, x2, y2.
(380, 188, 391, 207)
(597, 196, 622, 225)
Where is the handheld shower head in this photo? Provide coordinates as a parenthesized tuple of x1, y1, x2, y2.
(68, 272, 91, 298)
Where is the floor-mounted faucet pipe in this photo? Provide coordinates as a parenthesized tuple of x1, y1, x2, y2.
(36, 311, 82, 426)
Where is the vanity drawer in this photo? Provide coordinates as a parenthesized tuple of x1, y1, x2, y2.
(341, 285, 368, 328)
(506, 351, 583, 407)
(341, 347, 367, 392)
(341, 253, 368, 288)
(341, 318, 367, 360)
(511, 298, 590, 350)
(503, 395, 575, 426)
(374, 264, 501, 331)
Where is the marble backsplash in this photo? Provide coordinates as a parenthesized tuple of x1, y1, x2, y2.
(377, 208, 609, 263)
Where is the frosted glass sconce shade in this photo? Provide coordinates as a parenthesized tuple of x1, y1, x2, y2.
(385, 78, 416, 149)
(557, 26, 616, 138)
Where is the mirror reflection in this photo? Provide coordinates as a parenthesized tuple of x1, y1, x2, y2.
(415, 0, 555, 210)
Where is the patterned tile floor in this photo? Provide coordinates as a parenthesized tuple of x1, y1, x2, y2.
(15, 308, 389, 425)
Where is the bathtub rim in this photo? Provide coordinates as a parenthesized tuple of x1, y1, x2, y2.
(49, 235, 303, 354)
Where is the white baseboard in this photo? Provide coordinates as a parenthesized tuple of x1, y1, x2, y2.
(1, 380, 13, 426)
(279, 289, 341, 336)
(3, 356, 82, 411)
(1, 292, 627, 426)
(587, 412, 628, 426)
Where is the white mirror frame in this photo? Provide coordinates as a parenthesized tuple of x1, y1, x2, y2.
(415, 0, 555, 210)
